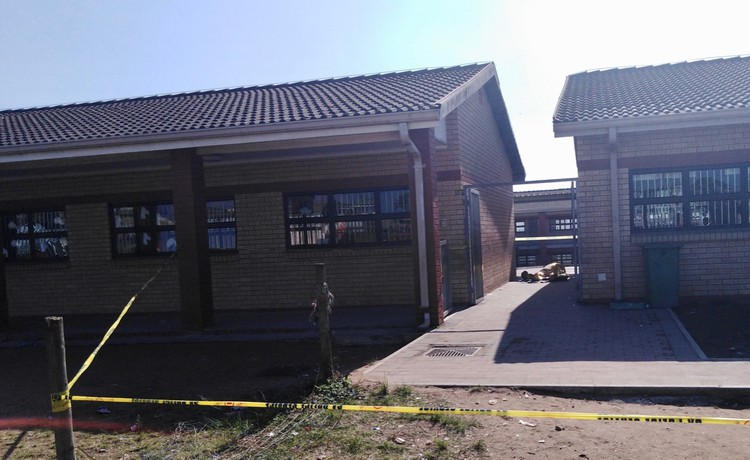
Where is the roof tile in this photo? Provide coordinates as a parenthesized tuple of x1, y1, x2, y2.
(0, 64, 489, 148)
(554, 56, 750, 124)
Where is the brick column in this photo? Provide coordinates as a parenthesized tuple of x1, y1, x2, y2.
(410, 128, 444, 327)
(170, 149, 214, 330)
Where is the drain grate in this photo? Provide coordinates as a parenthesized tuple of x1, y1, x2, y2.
(425, 345, 481, 357)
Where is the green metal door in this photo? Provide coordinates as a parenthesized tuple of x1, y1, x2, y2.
(645, 246, 680, 308)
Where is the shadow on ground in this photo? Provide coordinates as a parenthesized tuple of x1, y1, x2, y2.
(674, 301, 750, 359)
(495, 279, 685, 363)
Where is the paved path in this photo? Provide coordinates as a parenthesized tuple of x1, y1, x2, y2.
(354, 279, 749, 395)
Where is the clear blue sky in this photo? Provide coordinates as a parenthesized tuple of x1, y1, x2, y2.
(1, 0, 747, 185)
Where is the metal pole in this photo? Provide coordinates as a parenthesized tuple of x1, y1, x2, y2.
(315, 264, 334, 381)
(45, 316, 76, 460)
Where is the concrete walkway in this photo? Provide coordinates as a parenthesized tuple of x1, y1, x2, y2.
(354, 278, 750, 396)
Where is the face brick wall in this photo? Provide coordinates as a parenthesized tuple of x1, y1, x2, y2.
(575, 124, 750, 304)
(1, 152, 415, 317)
(438, 86, 515, 304)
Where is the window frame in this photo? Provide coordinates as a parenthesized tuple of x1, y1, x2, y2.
(110, 198, 237, 257)
(1, 208, 69, 262)
(110, 202, 177, 256)
(630, 165, 749, 232)
(284, 187, 412, 248)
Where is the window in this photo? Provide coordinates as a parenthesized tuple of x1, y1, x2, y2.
(552, 253, 574, 266)
(2, 210, 68, 261)
(111, 199, 236, 255)
(515, 220, 526, 234)
(631, 166, 748, 231)
(516, 254, 537, 267)
(112, 203, 176, 255)
(285, 188, 411, 247)
(550, 217, 577, 232)
(207, 199, 236, 250)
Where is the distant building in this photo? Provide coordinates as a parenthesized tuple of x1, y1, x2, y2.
(514, 188, 577, 268)
(554, 56, 750, 307)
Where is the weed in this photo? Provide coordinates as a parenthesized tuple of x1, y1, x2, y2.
(428, 413, 477, 434)
(312, 376, 359, 404)
(472, 438, 487, 452)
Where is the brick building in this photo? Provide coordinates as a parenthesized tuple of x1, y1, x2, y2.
(514, 187, 577, 268)
(554, 56, 750, 307)
(0, 63, 525, 330)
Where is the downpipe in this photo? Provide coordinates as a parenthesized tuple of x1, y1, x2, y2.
(399, 123, 431, 329)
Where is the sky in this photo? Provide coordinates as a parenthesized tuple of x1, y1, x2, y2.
(1, 0, 748, 189)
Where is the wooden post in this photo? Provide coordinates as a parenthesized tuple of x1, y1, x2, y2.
(315, 263, 334, 381)
(45, 317, 76, 460)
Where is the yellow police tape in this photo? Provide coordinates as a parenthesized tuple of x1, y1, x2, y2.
(66, 254, 175, 391)
(62, 394, 750, 426)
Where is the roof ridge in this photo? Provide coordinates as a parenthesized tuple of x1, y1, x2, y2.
(572, 54, 750, 76)
(0, 62, 492, 114)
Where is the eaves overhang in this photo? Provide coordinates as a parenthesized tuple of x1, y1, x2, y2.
(553, 107, 750, 138)
(0, 108, 442, 164)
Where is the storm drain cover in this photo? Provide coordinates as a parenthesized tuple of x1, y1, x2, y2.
(425, 345, 481, 357)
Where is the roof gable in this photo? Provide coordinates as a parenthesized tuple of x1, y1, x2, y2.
(0, 64, 489, 149)
(554, 56, 750, 136)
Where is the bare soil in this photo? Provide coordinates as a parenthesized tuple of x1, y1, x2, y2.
(2, 339, 750, 459)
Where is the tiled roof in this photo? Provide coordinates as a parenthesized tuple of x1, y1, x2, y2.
(554, 56, 750, 124)
(0, 63, 490, 149)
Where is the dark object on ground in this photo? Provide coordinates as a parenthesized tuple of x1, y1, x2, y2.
(521, 262, 569, 282)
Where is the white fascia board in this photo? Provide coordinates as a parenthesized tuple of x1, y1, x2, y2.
(0, 110, 441, 164)
(553, 108, 750, 138)
(436, 63, 496, 119)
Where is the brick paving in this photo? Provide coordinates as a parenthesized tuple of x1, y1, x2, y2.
(354, 278, 749, 395)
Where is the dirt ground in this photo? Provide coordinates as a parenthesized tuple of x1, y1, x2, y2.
(2, 338, 750, 459)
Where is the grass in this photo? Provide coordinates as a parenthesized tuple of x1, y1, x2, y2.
(1, 377, 486, 459)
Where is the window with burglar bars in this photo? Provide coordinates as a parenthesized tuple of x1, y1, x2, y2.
(111, 199, 236, 255)
(285, 188, 411, 247)
(631, 166, 749, 231)
(2, 210, 69, 261)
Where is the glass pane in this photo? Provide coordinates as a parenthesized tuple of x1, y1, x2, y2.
(633, 205, 645, 229)
(32, 211, 66, 232)
(335, 220, 376, 244)
(9, 239, 31, 259)
(5, 213, 29, 235)
(116, 233, 137, 254)
(333, 192, 375, 216)
(209, 228, 236, 250)
(381, 218, 411, 242)
(689, 168, 740, 195)
(380, 190, 410, 213)
(288, 222, 330, 246)
(35, 237, 68, 259)
(113, 207, 134, 228)
(632, 172, 682, 198)
(287, 195, 328, 219)
(156, 204, 175, 226)
(207, 200, 236, 223)
(136, 206, 152, 227)
(690, 200, 742, 226)
(157, 230, 177, 252)
(645, 203, 683, 228)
